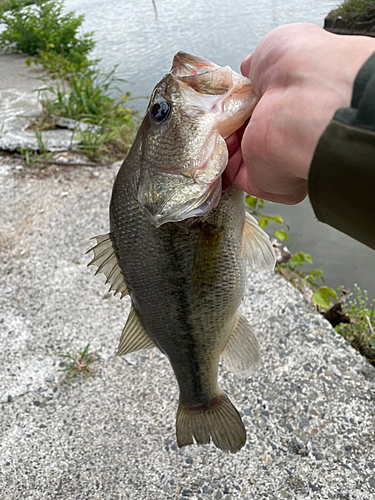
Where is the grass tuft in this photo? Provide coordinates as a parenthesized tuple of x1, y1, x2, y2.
(35, 66, 139, 159)
(332, 0, 375, 29)
(58, 343, 99, 383)
(338, 0, 375, 16)
(335, 285, 375, 363)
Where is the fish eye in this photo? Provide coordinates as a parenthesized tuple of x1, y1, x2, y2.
(150, 99, 171, 124)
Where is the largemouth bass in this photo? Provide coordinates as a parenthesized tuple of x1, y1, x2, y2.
(88, 52, 275, 453)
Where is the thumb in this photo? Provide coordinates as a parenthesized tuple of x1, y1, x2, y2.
(240, 53, 253, 77)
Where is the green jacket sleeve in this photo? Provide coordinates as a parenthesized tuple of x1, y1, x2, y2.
(308, 52, 375, 250)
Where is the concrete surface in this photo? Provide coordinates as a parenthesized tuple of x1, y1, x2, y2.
(1, 157, 375, 500)
(0, 53, 80, 151)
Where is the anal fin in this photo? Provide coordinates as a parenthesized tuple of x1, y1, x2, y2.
(117, 305, 155, 356)
(222, 311, 261, 379)
(242, 212, 276, 270)
(86, 233, 130, 299)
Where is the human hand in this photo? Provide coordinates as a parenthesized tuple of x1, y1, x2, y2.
(226, 23, 375, 204)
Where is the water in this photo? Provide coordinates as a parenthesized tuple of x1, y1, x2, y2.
(64, 0, 375, 300)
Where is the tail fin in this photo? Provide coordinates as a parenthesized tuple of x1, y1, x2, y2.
(176, 393, 246, 453)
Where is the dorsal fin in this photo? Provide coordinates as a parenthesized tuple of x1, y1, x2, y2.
(86, 233, 130, 299)
(117, 305, 156, 356)
(221, 311, 261, 379)
(242, 212, 276, 270)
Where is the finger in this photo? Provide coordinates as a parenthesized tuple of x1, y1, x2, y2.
(225, 132, 239, 158)
(236, 120, 248, 141)
(226, 119, 249, 157)
(225, 147, 244, 185)
(227, 150, 307, 204)
(241, 53, 253, 77)
(247, 186, 308, 205)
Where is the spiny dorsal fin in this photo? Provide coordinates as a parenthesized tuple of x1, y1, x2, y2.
(242, 212, 276, 270)
(221, 311, 261, 379)
(117, 305, 155, 356)
(86, 233, 130, 299)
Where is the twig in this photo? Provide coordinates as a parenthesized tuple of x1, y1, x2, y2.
(365, 315, 374, 336)
(38, 160, 111, 167)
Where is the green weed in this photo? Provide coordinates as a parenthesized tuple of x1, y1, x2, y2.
(337, 0, 375, 17)
(331, 0, 375, 30)
(0, 0, 94, 68)
(16, 131, 53, 165)
(334, 285, 375, 365)
(38, 67, 130, 124)
(58, 343, 99, 383)
(336, 285, 375, 345)
(246, 195, 290, 241)
(0, 0, 35, 16)
(35, 67, 138, 159)
(246, 195, 337, 309)
(246, 195, 375, 364)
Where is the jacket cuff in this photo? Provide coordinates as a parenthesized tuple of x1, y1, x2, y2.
(308, 52, 375, 250)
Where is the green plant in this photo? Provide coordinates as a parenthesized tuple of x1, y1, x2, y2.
(0, 0, 35, 16)
(336, 284, 375, 348)
(17, 146, 33, 165)
(0, 0, 94, 67)
(0, 0, 139, 160)
(36, 67, 138, 159)
(16, 131, 53, 165)
(58, 343, 99, 383)
(280, 251, 337, 308)
(331, 0, 375, 31)
(38, 67, 129, 123)
(338, 0, 375, 17)
(26, 50, 94, 79)
(246, 195, 337, 308)
(246, 195, 289, 241)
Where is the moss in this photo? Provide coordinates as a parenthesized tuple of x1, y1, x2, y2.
(325, 0, 375, 35)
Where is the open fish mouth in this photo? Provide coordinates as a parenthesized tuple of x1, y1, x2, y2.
(136, 52, 258, 227)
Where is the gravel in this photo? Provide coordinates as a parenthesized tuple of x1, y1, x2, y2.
(1, 158, 375, 500)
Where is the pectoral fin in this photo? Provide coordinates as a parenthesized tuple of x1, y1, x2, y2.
(222, 311, 261, 379)
(86, 233, 130, 298)
(117, 305, 156, 356)
(242, 212, 276, 270)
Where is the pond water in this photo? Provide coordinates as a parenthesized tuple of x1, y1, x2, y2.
(64, 0, 375, 301)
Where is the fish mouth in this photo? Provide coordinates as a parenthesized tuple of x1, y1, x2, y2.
(137, 52, 258, 228)
(171, 52, 220, 77)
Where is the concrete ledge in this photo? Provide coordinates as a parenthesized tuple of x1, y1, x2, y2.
(0, 53, 80, 151)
